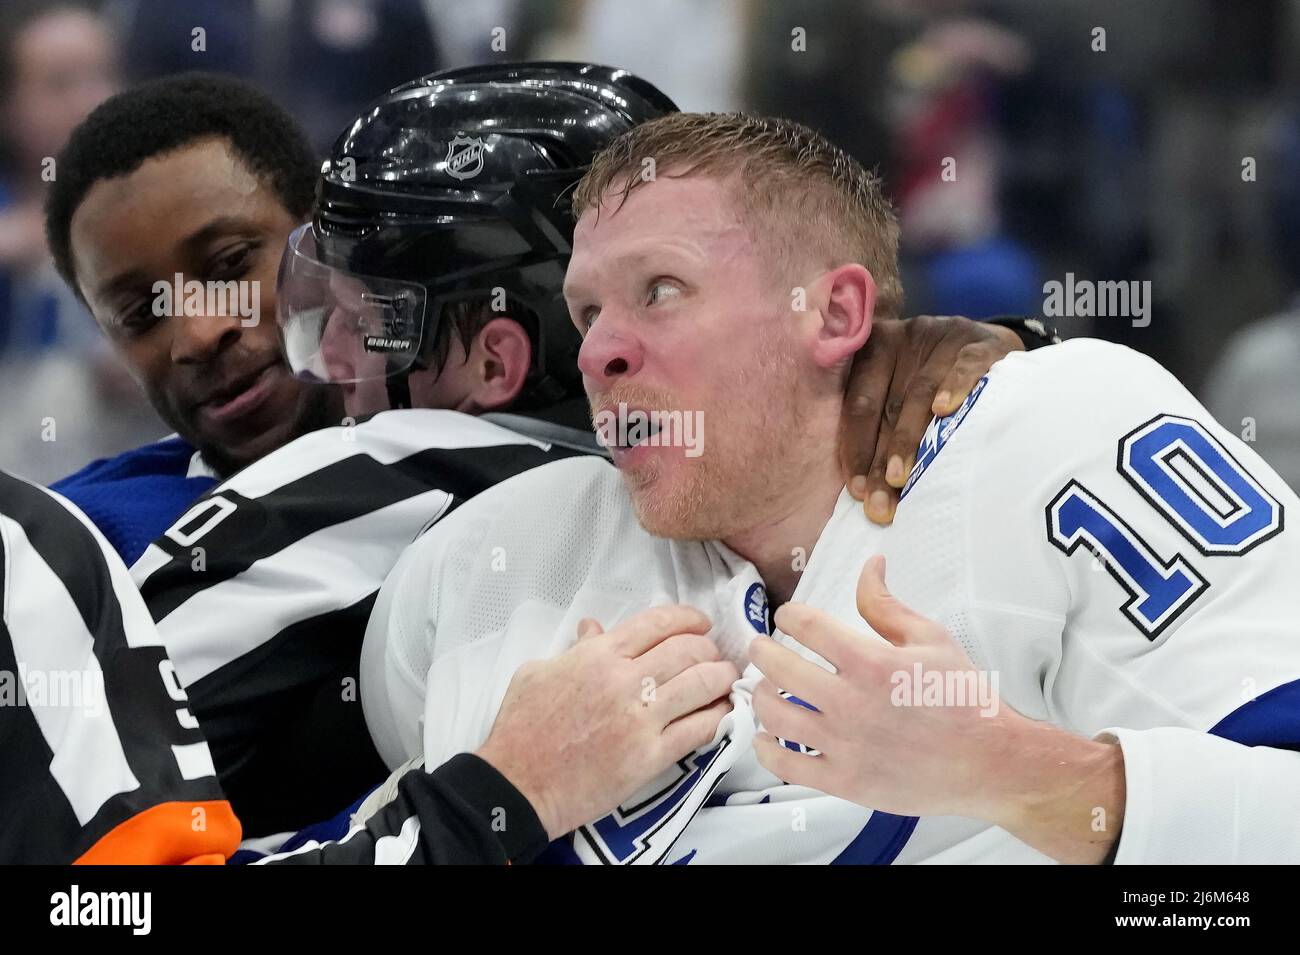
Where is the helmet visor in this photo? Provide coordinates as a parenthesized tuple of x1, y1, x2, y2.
(277, 223, 428, 384)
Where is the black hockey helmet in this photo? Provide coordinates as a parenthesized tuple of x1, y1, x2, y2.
(277, 62, 679, 410)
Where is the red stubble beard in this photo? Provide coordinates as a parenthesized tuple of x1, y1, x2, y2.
(623, 443, 714, 540)
(589, 384, 712, 539)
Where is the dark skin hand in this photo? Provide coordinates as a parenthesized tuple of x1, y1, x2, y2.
(839, 316, 1025, 524)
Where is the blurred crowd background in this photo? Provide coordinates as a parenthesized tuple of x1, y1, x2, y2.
(1, 0, 1298, 485)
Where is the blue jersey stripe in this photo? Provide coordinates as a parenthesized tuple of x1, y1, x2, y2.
(1209, 677, 1300, 750)
(831, 811, 919, 865)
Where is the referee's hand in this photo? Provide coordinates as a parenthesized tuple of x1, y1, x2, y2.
(839, 315, 1022, 524)
(475, 606, 737, 840)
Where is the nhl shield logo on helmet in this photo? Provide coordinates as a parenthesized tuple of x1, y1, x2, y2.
(445, 134, 485, 180)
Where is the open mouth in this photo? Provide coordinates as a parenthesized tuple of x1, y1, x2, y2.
(602, 409, 667, 470)
(592, 404, 663, 451)
(619, 418, 661, 449)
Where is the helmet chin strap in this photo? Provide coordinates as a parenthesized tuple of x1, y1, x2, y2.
(386, 367, 413, 410)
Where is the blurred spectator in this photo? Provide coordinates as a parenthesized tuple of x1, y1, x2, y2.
(888, 16, 1043, 318)
(112, 0, 441, 149)
(1205, 306, 1300, 492)
(981, 0, 1289, 381)
(529, 0, 748, 111)
(0, 0, 118, 354)
(746, 4, 1042, 318)
(424, 0, 523, 66)
(745, 0, 903, 181)
(1204, 104, 1300, 492)
(0, 348, 165, 483)
(0, 1, 162, 482)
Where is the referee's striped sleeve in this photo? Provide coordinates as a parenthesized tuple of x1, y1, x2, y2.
(0, 471, 240, 864)
(257, 754, 549, 865)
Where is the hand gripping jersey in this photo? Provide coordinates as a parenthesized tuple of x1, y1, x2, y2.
(0, 471, 239, 863)
(131, 407, 591, 836)
(363, 340, 1300, 863)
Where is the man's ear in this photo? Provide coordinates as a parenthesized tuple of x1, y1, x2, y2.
(469, 317, 532, 410)
(810, 263, 875, 370)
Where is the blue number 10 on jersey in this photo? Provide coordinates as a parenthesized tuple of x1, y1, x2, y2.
(1047, 414, 1284, 639)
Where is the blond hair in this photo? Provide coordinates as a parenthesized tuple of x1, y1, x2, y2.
(572, 112, 902, 320)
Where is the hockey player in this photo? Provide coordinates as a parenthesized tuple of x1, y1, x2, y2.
(44, 73, 343, 563)
(361, 111, 1300, 864)
(131, 64, 1044, 838)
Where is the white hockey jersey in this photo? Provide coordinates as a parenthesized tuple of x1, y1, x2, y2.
(362, 340, 1300, 864)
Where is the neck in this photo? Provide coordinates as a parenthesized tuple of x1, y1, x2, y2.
(722, 452, 844, 607)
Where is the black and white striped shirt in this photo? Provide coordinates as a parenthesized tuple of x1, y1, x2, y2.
(131, 407, 596, 835)
(0, 470, 239, 863)
(0, 469, 554, 865)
